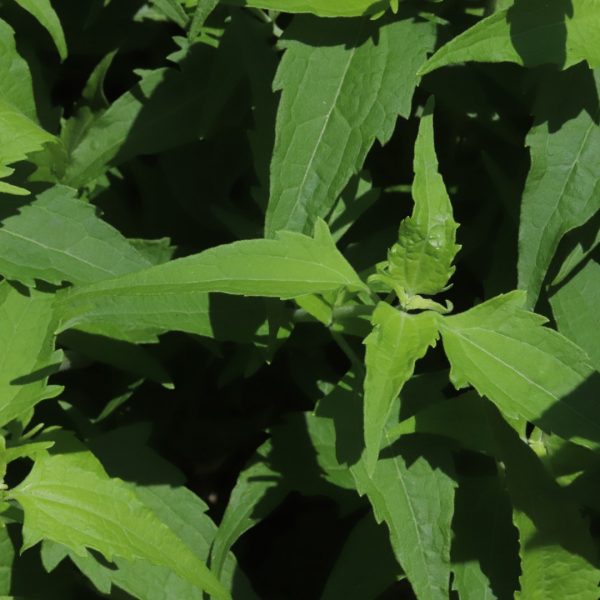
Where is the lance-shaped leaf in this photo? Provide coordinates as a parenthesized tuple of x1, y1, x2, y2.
(517, 67, 600, 307)
(13, 0, 67, 60)
(224, 0, 390, 18)
(210, 440, 286, 581)
(0, 185, 152, 286)
(351, 434, 456, 600)
(315, 373, 456, 600)
(264, 14, 435, 236)
(550, 258, 600, 371)
(372, 100, 459, 296)
(8, 447, 230, 600)
(363, 302, 439, 473)
(438, 290, 600, 451)
(0, 18, 55, 195)
(0, 282, 62, 428)
(419, 0, 600, 75)
(55, 219, 366, 334)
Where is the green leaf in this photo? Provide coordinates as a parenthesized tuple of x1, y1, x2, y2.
(322, 512, 402, 600)
(210, 440, 285, 581)
(63, 30, 245, 188)
(12, 0, 67, 60)
(492, 415, 600, 600)
(55, 219, 366, 335)
(439, 291, 600, 451)
(351, 434, 456, 600)
(0, 185, 152, 286)
(518, 67, 600, 307)
(223, 0, 389, 17)
(419, 0, 600, 75)
(264, 14, 435, 236)
(370, 100, 459, 297)
(150, 0, 189, 28)
(550, 257, 600, 371)
(316, 373, 456, 600)
(0, 19, 55, 194)
(0, 283, 61, 429)
(0, 526, 14, 595)
(9, 445, 230, 600)
(363, 302, 439, 473)
(189, 0, 219, 39)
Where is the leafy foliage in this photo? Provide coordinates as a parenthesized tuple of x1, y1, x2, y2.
(0, 1, 598, 599)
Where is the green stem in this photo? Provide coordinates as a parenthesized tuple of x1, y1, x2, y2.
(331, 331, 364, 375)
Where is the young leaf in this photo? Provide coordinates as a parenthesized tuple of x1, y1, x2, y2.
(0, 18, 56, 195)
(12, 0, 67, 60)
(517, 67, 600, 307)
(264, 14, 435, 236)
(363, 303, 439, 473)
(370, 100, 459, 297)
(419, 0, 600, 75)
(8, 447, 230, 600)
(224, 0, 389, 18)
(0, 185, 152, 286)
(55, 219, 366, 334)
(439, 291, 600, 452)
(0, 283, 61, 429)
(550, 257, 600, 371)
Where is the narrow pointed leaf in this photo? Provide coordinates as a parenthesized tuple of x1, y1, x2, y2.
(13, 0, 67, 60)
(265, 15, 435, 235)
(364, 303, 439, 473)
(9, 449, 230, 600)
(0, 185, 152, 286)
(373, 101, 459, 296)
(439, 291, 600, 451)
(56, 219, 366, 334)
(518, 67, 600, 307)
(224, 0, 389, 17)
(420, 0, 600, 75)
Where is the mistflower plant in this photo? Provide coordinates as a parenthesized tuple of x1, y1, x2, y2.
(0, 0, 598, 598)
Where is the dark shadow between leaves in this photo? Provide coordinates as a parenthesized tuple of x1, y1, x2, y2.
(535, 372, 600, 450)
(507, 0, 572, 69)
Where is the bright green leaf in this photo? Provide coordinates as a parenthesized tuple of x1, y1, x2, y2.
(363, 302, 439, 473)
(419, 0, 600, 75)
(55, 219, 366, 335)
(264, 14, 435, 235)
(0, 283, 61, 429)
(370, 100, 459, 297)
(12, 0, 67, 60)
(223, 0, 389, 17)
(439, 291, 600, 451)
(9, 446, 230, 600)
(0, 185, 152, 286)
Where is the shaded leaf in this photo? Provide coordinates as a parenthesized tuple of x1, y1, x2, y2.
(13, 0, 67, 60)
